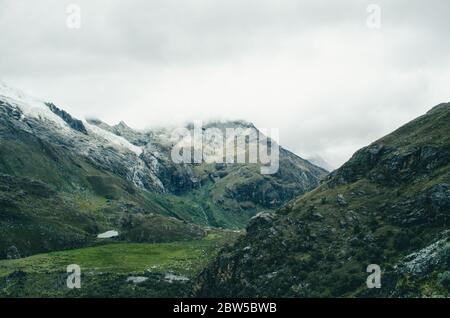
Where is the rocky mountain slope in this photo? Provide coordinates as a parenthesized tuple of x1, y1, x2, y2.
(195, 102, 450, 297)
(0, 83, 326, 258)
(86, 118, 327, 227)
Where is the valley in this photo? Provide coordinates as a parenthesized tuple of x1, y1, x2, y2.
(0, 229, 241, 297)
(0, 83, 449, 298)
(0, 83, 325, 297)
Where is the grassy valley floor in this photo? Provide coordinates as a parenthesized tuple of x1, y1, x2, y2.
(0, 229, 241, 298)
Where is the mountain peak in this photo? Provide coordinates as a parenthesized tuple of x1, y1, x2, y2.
(117, 120, 130, 128)
(203, 119, 255, 130)
(0, 82, 72, 130)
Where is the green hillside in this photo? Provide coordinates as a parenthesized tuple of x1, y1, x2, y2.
(0, 230, 241, 297)
(0, 96, 326, 259)
(0, 126, 207, 258)
(195, 103, 450, 297)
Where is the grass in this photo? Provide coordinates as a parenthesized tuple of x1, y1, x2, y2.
(0, 230, 241, 278)
(0, 229, 242, 297)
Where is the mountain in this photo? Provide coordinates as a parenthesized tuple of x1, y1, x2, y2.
(0, 83, 326, 259)
(306, 155, 335, 172)
(85, 117, 328, 228)
(195, 102, 450, 297)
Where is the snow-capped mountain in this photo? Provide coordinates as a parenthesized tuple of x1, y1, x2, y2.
(0, 82, 165, 192)
(0, 82, 327, 227)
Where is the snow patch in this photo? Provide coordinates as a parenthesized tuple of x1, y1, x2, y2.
(97, 230, 119, 239)
(164, 273, 190, 283)
(84, 121, 143, 156)
(126, 276, 148, 284)
(0, 82, 69, 130)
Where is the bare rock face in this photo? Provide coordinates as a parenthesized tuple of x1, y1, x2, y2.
(360, 231, 450, 297)
(336, 194, 348, 206)
(46, 102, 88, 135)
(395, 234, 449, 276)
(246, 212, 276, 235)
(387, 183, 450, 226)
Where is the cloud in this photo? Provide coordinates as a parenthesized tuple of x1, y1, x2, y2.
(1, 0, 449, 168)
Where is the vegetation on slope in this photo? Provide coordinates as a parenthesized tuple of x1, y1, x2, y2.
(0, 96, 326, 260)
(0, 230, 241, 297)
(195, 103, 450, 297)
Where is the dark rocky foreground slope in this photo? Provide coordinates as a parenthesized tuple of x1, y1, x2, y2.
(195, 103, 450, 297)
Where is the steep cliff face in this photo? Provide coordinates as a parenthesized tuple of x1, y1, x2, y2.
(195, 103, 450, 297)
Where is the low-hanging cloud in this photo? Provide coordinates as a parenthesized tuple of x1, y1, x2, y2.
(1, 0, 449, 168)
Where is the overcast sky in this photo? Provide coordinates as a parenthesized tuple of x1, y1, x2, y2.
(1, 0, 449, 168)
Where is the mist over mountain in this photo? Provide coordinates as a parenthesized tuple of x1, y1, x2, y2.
(1, 0, 450, 302)
(0, 82, 449, 298)
(0, 83, 326, 260)
(4, 1, 450, 170)
(306, 155, 334, 172)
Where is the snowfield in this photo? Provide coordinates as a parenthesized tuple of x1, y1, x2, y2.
(0, 82, 70, 130)
(0, 81, 143, 157)
(84, 121, 143, 156)
(0, 82, 163, 192)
